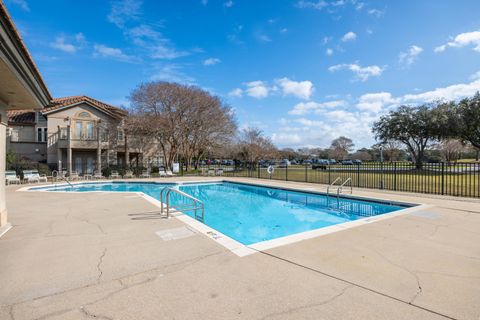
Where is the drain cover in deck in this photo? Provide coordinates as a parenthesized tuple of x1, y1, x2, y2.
(155, 227, 196, 241)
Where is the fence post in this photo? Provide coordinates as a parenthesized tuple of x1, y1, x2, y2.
(285, 164, 288, 181)
(257, 163, 260, 179)
(305, 164, 307, 182)
(394, 162, 397, 191)
(356, 164, 360, 187)
(441, 162, 445, 195)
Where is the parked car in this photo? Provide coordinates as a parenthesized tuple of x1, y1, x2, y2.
(312, 159, 329, 170)
(341, 160, 354, 165)
(278, 159, 291, 168)
(329, 159, 336, 164)
(352, 159, 362, 165)
(302, 159, 312, 164)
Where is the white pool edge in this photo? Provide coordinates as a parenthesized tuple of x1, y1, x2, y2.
(19, 179, 430, 257)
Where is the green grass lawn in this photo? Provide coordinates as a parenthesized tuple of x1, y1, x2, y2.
(198, 166, 480, 198)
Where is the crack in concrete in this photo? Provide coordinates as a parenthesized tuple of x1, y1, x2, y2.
(9, 305, 15, 320)
(72, 215, 107, 235)
(369, 248, 423, 304)
(7, 251, 225, 320)
(258, 285, 354, 320)
(79, 306, 113, 320)
(96, 249, 107, 282)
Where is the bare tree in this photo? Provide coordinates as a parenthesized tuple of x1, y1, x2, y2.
(434, 139, 465, 163)
(128, 81, 236, 169)
(237, 128, 277, 167)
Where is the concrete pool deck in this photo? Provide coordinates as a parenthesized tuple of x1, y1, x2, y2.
(0, 177, 479, 319)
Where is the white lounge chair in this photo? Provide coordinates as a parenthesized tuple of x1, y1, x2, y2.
(140, 170, 151, 178)
(166, 170, 174, 177)
(23, 170, 47, 183)
(207, 168, 215, 176)
(124, 170, 134, 178)
(5, 171, 20, 185)
(110, 170, 120, 179)
(216, 168, 224, 176)
(159, 169, 167, 177)
(69, 171, 79, 181)
(94, 170, 104, 179)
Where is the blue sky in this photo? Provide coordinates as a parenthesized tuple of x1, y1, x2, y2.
(5, 0, 480, 149)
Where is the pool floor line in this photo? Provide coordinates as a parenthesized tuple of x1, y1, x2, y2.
(253, 248, 457, 320)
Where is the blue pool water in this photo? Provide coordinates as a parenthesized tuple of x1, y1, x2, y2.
(35, 181, 408, 245)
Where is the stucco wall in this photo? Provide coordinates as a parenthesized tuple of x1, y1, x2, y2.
(0, 102, 7, 226)
(46, 103, 116, 164)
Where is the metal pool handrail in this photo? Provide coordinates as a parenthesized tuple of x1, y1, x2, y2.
(337, 177, 352, 196)
(160, 187, 205, 222)
(327, 177, 342, 196)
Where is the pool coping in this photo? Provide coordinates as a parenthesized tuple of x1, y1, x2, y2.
(18, 179, 431, 257)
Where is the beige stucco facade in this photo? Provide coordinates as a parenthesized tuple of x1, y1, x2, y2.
(1, 2, 51, 232)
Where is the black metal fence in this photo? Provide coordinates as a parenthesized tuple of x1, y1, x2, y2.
(192, 162, 480, 198)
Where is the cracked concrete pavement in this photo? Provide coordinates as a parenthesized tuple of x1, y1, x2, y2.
(0, 177, 479, 319)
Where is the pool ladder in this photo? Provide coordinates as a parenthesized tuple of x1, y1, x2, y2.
(160, 187, 205, 222)
(327, 177, 352, 197)
(52, 170, 73, 187)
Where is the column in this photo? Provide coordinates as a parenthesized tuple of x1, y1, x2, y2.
(96, 125, 101, 171)
(57, 147, 62, 171)
(0, 105, 8, 229)
(67, 125, 72, 175)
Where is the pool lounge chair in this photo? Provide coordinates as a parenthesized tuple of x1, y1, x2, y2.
(110, 170, 120, 179)
(69, 171, 80, 181)
(140, 170, 151, 178)
(23, 170, 47, 183)
(216, 168, 224, 176)
(207, 168, 215, 176)
(166, 170, 174, 177)
(124, 170, 134, 178)
(5, 171, 20, 185)
(159, 169, 167, 177)
(94, 170, 104, 179)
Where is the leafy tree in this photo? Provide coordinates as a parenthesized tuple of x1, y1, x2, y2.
(237, 128, 277, 167)
(372, 105, 445, 168)
(453, 92, 480, 150)
(329, 136, 354, 160)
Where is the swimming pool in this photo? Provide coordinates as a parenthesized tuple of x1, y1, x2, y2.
(31, 181, 410, 245)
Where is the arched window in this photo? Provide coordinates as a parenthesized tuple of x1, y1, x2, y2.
(77, 111, 91, 118)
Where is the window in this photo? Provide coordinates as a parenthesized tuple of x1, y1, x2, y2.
(37, 128, 47, 142)
(77, 111, 91, 118)
(117, 130, 124, 141)
(75, 121, 83, 139)
(86, 121, 94, 139)
(60, 127, 68, 140)
(37, 112, 47, 122)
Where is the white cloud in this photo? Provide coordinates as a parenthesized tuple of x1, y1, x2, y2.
(403, 79, 480, 103)
(295, 0, 328, 10)
(93, 44, 136, 62)
(126, 24, 190, 60)
(356, 92, 397, 113)
(6, 0, 30, 11)
(470, 70, 480, 81)
(201, 0, 208, 5)
(224, 0, 234, 7)
(50, 36, 78, 53)
(435, 30, 480, 53)
(398, 45, 423, 67)
(150, 63, 195, 84)
(367, 8, 384, 17)
(203, 58, 221, 66)
(280, 28, 288, 33)
(271, 133, 303, 145)
(329, 63, 385, 81)
(245, 81, 270, 99)
(276, 78, 314, 100)
(228, 88, 243, 97)
(341, 31, 357, 42)
(288, 100, 346, 115)
(326, 48, 334, 56)
(107, 0, 143, 28)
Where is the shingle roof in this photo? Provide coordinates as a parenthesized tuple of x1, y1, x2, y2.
(7, 109, 36, 125)
(44, 95, 127, 118)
